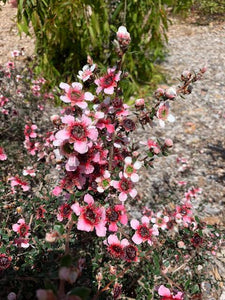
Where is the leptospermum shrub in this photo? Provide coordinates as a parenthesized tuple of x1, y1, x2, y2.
(0, 27, 223, 300)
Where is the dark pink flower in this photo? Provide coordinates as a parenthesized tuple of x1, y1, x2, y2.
(57, 203, 72, 221)
(24, 124, 38, 139)
(55, 115, 98, 154)
(0, 254, 12, 271)
(71, 194, 106, 237)
(95, 68, 121, 95)
(59, 82, 94, 108)
(12, 218, 30, 238)
(131, 216, 158, 245)
(0, 147, 7, 161)
(106, 204, 128, 232)
(111, 172, 137, 202)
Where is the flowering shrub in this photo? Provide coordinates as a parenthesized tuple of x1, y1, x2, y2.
(0, 27, 223, 300)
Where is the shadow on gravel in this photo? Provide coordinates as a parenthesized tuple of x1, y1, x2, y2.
(207, 142, 225, 182)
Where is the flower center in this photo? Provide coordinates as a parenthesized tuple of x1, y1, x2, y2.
(71, 125, 86, 140)
(102, 74, 114, 87)
(138, 225, 150, 238)
(120, 178, 131, 191)
(107, 209, 119, 222)
(125, 165, 133, 174)
(70, 89, 83, 101)
(123, 245, 137, 261)
(19, 224, 28, 237)
(62, 204, 71, 217)
(84, 207, 97, 225)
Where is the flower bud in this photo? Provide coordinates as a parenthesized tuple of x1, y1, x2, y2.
(7, 292, 17, 300)
(181, 70, 191, 81)
(165, 87, 177, 100)
(164, 138, 173, 147)
(135, 98, 145, 110)
(154, 88, 164, 99)
(200, 66, 207, 73)
(116, 26, 131, 46)
(59, 266, 78, 284)
(45, 231, 60, 243)
(50, 114, 61, 125)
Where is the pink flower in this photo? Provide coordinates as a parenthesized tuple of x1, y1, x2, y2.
(71, 194, 106, 237)
(131, 216, 159, 245)
(13, 237, 30, 248)
(123, 157, 142, 183)
(95, 68, 121, 95)
(8, 176, 30, 192)
(0, 254, 12, 271)
(0, 147, 7, 160)
(151, 212, 170, 230)
(59, 82, 94, 108)
(106, 204, 128, 232)
(111, 173, 137, 202)
(24, 124, 38, 139)
(77, 64, 96, 82)
(104, 234, 126, 258)
(36, 205, 46, 220)
(6, 61, 15, 69)
(157, 102, 175, 128)
(23, 166, 36, 177)
(175, 203, 193, 226)
(142, 139, 160, 155)
(12, 219, 30, 238)
(95, 170, 111, 193)
(55, 115, 98, 154)
(57, 203, 72, 221)
(158, 285, 183, 299)
(116, 26, 131, 46)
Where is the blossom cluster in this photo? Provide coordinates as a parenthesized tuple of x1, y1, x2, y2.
(1, 26, 218, 300)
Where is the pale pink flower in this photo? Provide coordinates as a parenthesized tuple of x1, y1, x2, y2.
(157, 102, 175, 128)
(141, 139, 160, 154)
(71, 194, 106, 237)
(158, 285, 183, 299)
(55, 115, 98, 154)
(95, 170, 111, 193)
(6, 61, 15, 70)
(77, 64, 96, 82)
(23, 167, 36, 177)
(0, 147, 7, 160)
(12, 219, 30, 238)
(131, 216, 159, 245)
(13, 237, 30, 248)
(116, 26, 131, 46)
(123, 157, 142, 183)
(8, 176, 30, 192)
(151, 212, 170, 230)
(111, 172, 137, 202)
(59, 82, 94, 108)
(24, 124, 38, 139)
(95, 68, 121, 95)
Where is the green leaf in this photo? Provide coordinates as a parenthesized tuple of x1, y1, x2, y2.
(53, 224, 64, 235)
(61, 254, 72, 267)
(69, 287, 91, 299)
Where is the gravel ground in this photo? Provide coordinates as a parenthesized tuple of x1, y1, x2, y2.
(135, 18, 225, 300)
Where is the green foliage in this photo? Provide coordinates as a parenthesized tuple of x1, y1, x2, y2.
(16, 0, 171, 94)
